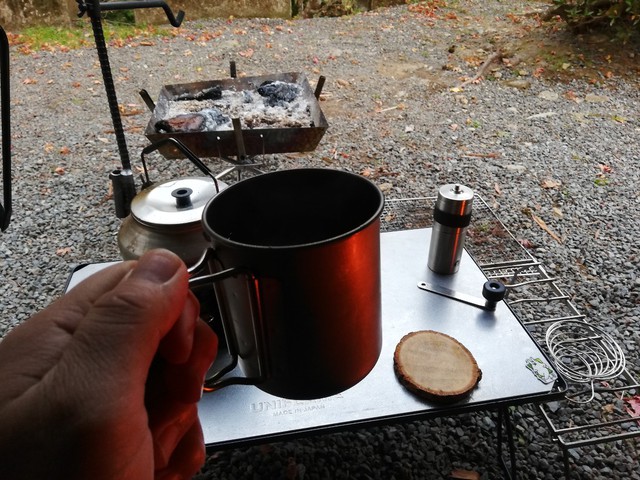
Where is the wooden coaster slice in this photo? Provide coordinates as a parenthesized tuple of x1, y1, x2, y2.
(394, 330, 482, 403)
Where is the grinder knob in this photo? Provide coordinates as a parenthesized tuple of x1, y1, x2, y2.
(482, 280, 506, 311)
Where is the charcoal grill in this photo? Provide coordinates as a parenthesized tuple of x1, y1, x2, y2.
(143, 71, 328, 160)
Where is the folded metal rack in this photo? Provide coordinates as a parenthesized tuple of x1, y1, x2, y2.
(0, 24, 12, 231)
(381, 197, 640, 479)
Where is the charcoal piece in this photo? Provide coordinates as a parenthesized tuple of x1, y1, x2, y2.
(174, 85, 223, 101)
(257, 80, 300, 107)
(155, 113, 206, 133)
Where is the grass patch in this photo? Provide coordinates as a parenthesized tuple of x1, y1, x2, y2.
(8, 20, 172, 53)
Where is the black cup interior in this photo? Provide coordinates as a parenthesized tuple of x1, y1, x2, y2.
(204, 169, 383, 247)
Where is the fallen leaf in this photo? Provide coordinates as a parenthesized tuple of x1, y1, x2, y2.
(531, 213, 562, 243)
(624, 395, 640, 421)
(139, 41, 155, 47)
(56, 247, 72, 256)
(602, 403, 615, 414)
(564, 90, 579, 102)
(519, 238, 535, 249)
(462, 152, 500, 159)
(118, 103, 144, 116)
(23, 78, 37, 85)
(450, 468, 480, 480)
(598, 163, 612, 174)
(54, 166, 65, 175)
(238, 48, 254, 58)
(540, 178, 562, 189)
(494, 183, 502, 195)
(59, 146, 71, 155)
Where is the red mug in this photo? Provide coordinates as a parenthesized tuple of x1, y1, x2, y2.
(190, 168, 383, 400)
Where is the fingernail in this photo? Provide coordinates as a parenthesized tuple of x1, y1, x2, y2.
(132, 250, 182, 284)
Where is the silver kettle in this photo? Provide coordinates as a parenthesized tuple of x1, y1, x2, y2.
(117, 139, 227, 267)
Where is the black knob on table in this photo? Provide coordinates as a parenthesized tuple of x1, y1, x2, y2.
(482, 280, 506, 311)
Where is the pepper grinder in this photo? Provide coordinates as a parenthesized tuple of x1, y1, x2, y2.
(428, 184, 474, 274)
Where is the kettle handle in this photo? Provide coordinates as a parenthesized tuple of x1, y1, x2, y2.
(189, 249, 266, 391)
(140, 137, 220, 193)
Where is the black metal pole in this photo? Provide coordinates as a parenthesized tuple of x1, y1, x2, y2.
(84, 0, 136, 217)
(0, 25, 12, 231)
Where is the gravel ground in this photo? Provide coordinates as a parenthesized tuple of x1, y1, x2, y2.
(1, 1, 639, 478)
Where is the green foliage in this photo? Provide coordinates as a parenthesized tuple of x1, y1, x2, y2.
(16, 26, 90, 50)
(11, 22, 167, 53)
(545, 0, 640, 32)
(102, 8, 136, 26)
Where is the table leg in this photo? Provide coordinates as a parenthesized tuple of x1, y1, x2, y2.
(497, 407, 518, 479)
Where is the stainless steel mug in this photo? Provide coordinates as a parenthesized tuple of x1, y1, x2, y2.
(427, 184, 474, 274)
(190, 168, 384, 400)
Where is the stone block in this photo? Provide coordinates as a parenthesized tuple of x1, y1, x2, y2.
(0, 0, 70, 30)
(135, 0, 291, 24)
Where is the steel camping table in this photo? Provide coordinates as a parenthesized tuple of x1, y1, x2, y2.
(195, 229, 564, 445)
(65, 227, 565, 476)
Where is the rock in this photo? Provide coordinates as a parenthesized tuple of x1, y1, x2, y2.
(538, 90, 559, 101)
(503, 79, 532, 89)
(585, 94, 609, 103)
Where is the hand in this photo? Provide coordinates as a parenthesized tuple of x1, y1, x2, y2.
(0, 249, 217, 480)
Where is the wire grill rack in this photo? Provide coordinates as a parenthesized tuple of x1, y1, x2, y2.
(381, 197, 640, 477)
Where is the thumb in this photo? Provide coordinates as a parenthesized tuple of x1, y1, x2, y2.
(61, 249, 191, 396)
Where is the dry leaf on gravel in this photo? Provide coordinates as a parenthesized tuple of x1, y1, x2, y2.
(450, 468, 480, 480)
(531, 213, 562, 243)
(624, 395, 640, 423)
(541, 178, 562, 189)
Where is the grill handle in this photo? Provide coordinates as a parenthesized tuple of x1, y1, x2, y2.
(140, 138, 220, 193)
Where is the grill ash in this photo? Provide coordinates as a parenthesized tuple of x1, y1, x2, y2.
(155, 81, 311, 133)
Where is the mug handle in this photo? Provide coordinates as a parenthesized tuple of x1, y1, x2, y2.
(189, 249, 266, 391)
